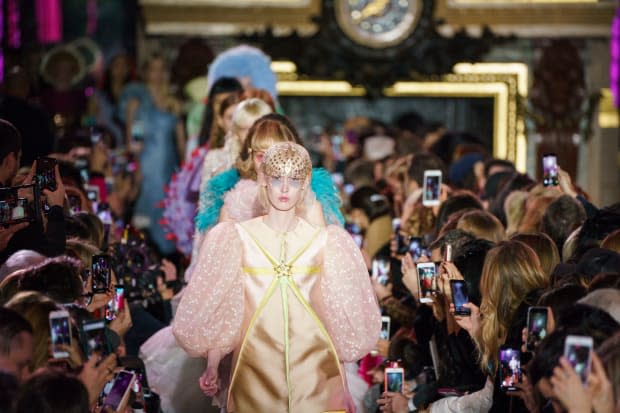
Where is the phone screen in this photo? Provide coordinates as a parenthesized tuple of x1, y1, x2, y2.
(92, 255, 111, 293)
(372, 259, 390, 286)
(450, 280, 470, 316)
(103, 371, 135, 410)
(106, 287, 125, 321)
(0, 185, 38, 226)
(542, 154, 558, 187)
(81, 320, 109, 358)
(564, 336, 593, 384)
(68, 194, 82, 214)
(50, 314, 71, 358)
(331, 135, 343, 161)
(526, 307, 548, 351)
(408, 237, 425, 260)
(384, 368, 404, 393)
(499, 348, 522, 391)
(417, 262, 436, 303)
(380, 316, 391, 340)
(423, 172, 441, 205)
(36, 157, 57, 191)
(345, 223, 363, 248)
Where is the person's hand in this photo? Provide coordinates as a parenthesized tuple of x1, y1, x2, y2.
(451, 302, 481, 337)
(21, 160, 37, 185)
(65, 185, 91, 213)
(442, 262, 463, 281)
(367, 366, 385, 384)
(199, 364, 220, 397)
(376, 338, 390, 358)
(401, 253, 420, 299)
(79, 353, 117, 405)
(160, 259, 177, 282)
(431, 184, 451, 216)
(521, 327, 528, 353)
(0, 222, 29, 251)
(90, 141, 109, 174)
(378, 391, 410, 413)
(156, 276, 174, 301)
(389, 233, 399, 259)
(507, 374, 539, 413)
(588, 353, 614, 413)
(52, 341, 83, 369)
(558, 167, 578, 198)
(108, 305, 133, 338)
(42, 165, 66, 207)
(550, 356, 592, 413)
(401, 188, 423, 224)
(84, 274, 114, 312)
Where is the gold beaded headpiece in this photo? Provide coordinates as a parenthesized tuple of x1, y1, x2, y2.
(262, 142, 312, 181)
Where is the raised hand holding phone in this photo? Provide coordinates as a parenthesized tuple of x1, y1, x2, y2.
(401, 253, 419, 299)
(42, 165, 66, 208)
(451, 302, 481, 336)
(550, 356, 593, 413)
(49, 310, 72, 359)
(79, 353, 117, 405)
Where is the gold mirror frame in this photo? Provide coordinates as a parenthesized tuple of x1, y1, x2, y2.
(274, 62, 528, 171)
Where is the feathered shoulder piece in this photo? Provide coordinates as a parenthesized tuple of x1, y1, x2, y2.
(195, 168, 240, 233)
(311, 167, 344, 227)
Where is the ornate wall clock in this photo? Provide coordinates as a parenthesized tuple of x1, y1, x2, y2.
(334, 0, 423, 49)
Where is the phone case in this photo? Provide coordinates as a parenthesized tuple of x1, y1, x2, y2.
(384, 368, 405, 393)
(422, 170, 442, 206)
(417, 263, 436, 303)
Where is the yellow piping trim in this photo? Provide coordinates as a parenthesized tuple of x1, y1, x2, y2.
(243, 265, 320, 275)
(279, 277, 292, 411)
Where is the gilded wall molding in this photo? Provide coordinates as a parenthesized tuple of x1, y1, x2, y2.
(436, 0, 614, 37)
(274, 62, 527, 171)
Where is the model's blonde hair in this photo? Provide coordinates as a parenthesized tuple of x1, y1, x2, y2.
(477, 240, 548, 374)
(235, 114, 301, 179)
(231, 98, 273, 140)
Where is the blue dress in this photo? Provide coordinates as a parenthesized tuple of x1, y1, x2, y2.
(119, 83, 178, 255)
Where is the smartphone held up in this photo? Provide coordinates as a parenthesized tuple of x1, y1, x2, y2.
(416, 262, 437, 303)
(49, 310, 72, 359)
(542, 154, 559, 187)
(450, 280, 470, 316)
(499, 348, 522, 392)
(564, 335, 593, 384)
(422, 170, 442, 207)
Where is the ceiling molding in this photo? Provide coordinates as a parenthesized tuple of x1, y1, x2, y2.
(140, 0, 615, 37)
(436, 0, 615, 37)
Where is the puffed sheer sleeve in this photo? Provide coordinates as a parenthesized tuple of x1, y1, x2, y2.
(317, 226, 381, 362)
(173, 222, 244, 357)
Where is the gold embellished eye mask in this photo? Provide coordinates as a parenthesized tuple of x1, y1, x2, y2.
(262, 142, 312, 180)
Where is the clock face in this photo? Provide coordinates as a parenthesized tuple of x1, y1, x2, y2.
(335, 0, 422, 49)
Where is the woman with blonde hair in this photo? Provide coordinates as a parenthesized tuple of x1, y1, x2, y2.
(174, 142, 380, 412)
(195, 113, 343, 237)
(456, 210, 505, 244)
(454, 240, 549, 412)
(510, 232, 560, 278)
(143, 115, 344, 413)
(165, 96, 272, 258)
(5, 291, 61, 372)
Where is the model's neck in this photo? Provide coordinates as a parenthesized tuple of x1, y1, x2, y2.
(263, 208, 298, 233)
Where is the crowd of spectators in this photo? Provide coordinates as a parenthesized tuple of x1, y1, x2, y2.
(0, 40, 619, 413)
